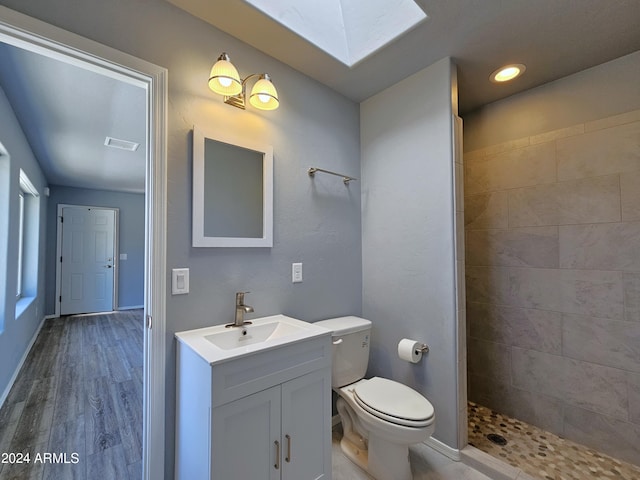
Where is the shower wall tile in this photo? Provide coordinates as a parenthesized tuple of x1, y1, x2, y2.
(466, 266, 558, 310)
(562, 358, 629, 419)
(585, 109, 640, 132)
(508, 174, 621, 227)
(466, 136, 531, 159)
(627, 372, 640, 425)
(625, 272, 640, 323)
(529, 124, 584, 145)
(510, 348, 566, 400)
(463, 149, 485, 163)
(466, 226, 559, 268)
(465, 142, 556, 195)
(559, 269, 624, 319)
(467, 302, 561, 354)
(467, 372, 498, 411)
(556, 121, 640, 181)
(465, 111, 640, 460)
(466, 266, 623, 318)
(465, 266, 493, 305)
(464, 192, 508, 230)
(505, 388, 565, 437)
(467, 337, 512, 385)
(563, 405, 640, 466)
(468, 374, 564, 436)
(562, 314, 640, 372)
(511, 348, 628, 420)
(621, 170, 640, 222)
(560, 222, 640, 272)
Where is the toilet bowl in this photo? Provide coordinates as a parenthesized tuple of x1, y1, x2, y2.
(314, 316, 436, 480)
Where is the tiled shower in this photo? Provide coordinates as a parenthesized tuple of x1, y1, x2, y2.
(464, 109, 640, 466)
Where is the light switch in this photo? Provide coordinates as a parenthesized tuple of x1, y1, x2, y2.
(172, 268, 189, 295)
(292, 263, 303, 283)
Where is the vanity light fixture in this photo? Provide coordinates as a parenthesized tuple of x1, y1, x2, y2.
(489, 63, 526, 83)
(208, 52, 279, 110)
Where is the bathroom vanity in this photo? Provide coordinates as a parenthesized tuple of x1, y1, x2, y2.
(175, 315, 332, 480)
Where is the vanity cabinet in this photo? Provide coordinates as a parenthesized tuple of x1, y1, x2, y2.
(175, 332, 332, 480)
(212, 369, 329, 479)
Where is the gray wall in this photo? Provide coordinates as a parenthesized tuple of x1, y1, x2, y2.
(0, 84, 48, 400)
(464, 52, 640, 464)
(0, 1, 362, 476)
(361, 58, 462, 448)
(44, 186, 145, 313)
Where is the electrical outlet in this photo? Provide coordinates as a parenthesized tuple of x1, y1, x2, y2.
(292, 263, 303, 283)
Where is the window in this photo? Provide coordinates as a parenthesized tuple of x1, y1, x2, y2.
(0, 147, 7, 332)
(16, 189, 24, 297)
(16, 169, 38, 301)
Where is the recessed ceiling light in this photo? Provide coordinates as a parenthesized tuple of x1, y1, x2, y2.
(489, 64, 526, 83)
(104, 136, 140, 152)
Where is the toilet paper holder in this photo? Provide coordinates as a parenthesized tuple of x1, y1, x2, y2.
(416, 343, 429, 354)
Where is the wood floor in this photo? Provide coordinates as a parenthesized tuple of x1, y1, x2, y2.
(0, 310, 144, 480)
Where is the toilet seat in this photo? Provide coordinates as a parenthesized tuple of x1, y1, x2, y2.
(352, 377, 434, 428)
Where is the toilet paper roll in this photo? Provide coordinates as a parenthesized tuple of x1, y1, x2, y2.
(398, 338, 422, 363)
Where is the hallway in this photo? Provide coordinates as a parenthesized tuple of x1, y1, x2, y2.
(0, 310, 143, 480)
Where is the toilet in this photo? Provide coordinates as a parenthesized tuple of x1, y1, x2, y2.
(315, 316, 435, 480)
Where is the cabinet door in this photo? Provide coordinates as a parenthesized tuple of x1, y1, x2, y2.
(211, 385, 281, 480)
(281, 368, 332, 480)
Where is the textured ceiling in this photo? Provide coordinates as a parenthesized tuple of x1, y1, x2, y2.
(0, 43, 146, 193)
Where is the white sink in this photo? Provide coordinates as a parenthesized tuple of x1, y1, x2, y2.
(175, 314, 330, 364)
(204, 319, 305, 350)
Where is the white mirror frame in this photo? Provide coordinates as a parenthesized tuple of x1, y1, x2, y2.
(192, 126, 273, 247)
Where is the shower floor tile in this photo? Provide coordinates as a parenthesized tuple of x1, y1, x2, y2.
(468, 401, 640, 480)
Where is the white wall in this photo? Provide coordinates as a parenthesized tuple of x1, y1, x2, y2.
(0, 84, 48, 402)
(464, 50, 640, 151)
(0, 1, 362, 477)
(361, 57, 461, 448)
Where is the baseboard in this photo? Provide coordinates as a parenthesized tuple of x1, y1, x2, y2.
(0, 315, 47, 410)
(44, 314, 57, 320)
(117, 305, 144, 311)
(423, 436, 461, 461)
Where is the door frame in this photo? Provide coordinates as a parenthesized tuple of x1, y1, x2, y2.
(0, 6, 168, 480)
(55, 204, 120, 316)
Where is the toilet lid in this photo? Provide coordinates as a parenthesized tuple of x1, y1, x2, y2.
(353, 377, 434, 428)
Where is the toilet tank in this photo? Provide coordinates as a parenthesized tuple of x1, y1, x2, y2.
(314, 316, 371, 388)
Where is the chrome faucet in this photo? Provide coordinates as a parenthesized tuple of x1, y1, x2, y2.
(227, 291, 254, 328)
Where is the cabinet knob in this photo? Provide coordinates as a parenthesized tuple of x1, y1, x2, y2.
(274, 440, 280, 470)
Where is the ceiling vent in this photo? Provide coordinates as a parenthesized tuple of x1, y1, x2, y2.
(104, 136, 140, 152)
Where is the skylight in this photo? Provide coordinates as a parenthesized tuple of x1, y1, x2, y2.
(245, 0, 428, 67)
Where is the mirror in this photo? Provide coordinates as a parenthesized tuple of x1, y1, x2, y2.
(192, 126, 273, 247)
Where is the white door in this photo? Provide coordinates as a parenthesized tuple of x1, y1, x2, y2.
(60, 206, 116, 315)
